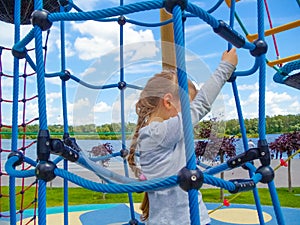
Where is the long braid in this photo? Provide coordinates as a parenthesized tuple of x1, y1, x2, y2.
(128, 70, 178, 221)
(128, 98, 156, 177)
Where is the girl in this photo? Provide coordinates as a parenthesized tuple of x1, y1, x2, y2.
(128, 48, 238, 225)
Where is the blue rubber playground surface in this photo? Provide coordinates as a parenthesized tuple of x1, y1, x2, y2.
(1, 203, 299, 225)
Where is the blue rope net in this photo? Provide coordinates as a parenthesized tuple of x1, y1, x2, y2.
(1, 0, 289, 225)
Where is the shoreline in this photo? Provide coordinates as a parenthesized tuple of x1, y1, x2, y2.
(1, 159, 300, 188)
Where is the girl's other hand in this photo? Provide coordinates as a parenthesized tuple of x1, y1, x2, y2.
(221, 48, 238, 67)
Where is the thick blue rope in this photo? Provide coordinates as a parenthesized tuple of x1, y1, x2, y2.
(273, 59, 300, 84)
(59, 14, 70, 225)
(257, 0, 266, 140)
(186, 2, 219, 28)
(204, 162, 229, 175)
(34, 25, 48, 130)
(48, 0, 164, 22)
(38, 180, 47, 225)
(127, 18, 173, 27)
(12, 28, 35, 54)
(55, 168, 178, 193)
(268, 181, 286, 225)
(7, 1, 287, 225)
(172, 6, 200, 225)
(234, 57, 260, 76)
(186, 2, 255, 51)
(10, 0, 22, 223)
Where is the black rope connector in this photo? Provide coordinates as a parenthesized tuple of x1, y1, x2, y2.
(257, 139, 270, 166)
(59, 0, 73, 12)
(35, 161, 57, 182)
(250, 39, 268, 57)
(178, 167, 203, 192)
(50, 138, 79, 162)
(128, 219, 139, 225)
(213, 20, 246, 48)
(37, 129, 51, 161)
(8, 151, 25, 167)
(118, 16, 126, 25)
(120, 149, 129, 158)
(64, 137, 82, 152)
(12, 47, 27, 59)
(227, 148, 260, 169)
(164, 0, 187, 14)
(30, 9, 52, 31)
(118, 81, 127, 90)
(256, 165, 274, 183)
(229, 179, 256, 194)
(60, 70, 71, 81)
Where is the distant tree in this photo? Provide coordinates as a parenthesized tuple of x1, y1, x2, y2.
(269, 131, 300, 192)
(195, 118, 237, 200)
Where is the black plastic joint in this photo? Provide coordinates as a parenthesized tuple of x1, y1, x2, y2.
(63, 132, 70, 140)
(120, 149, 129, 158)
(60, 70, 71, 81)
(256, 165, 274, 183)
(30, 9, 52, 31)
(50, 138, 64, 154)
(229, 179, 256, 194)
(227, 72, 237, 82)
(12, 47, 27, 59)
(50, 138, 79, 162)
(118, 16, 126, 25)
(258, 139, 270, 166)
(227, 148, 260, 168)
(178, 167, 203, 192)
(118, 81, 127, 90)
(59, 0, 71, 6)
(35, 161, 57, 182)
(59, 0, 73, 12)
(64, 137, 82, 152)
(164, 0, 187, 13)
(128, 219, 139, 225)
(37, 129, 51, 161)
(8, 151, 25, 167)
(213, 20, 245, 48)
(64, 145, 79, 162)
(250, 39, 268, 57)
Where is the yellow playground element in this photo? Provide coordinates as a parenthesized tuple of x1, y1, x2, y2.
(224, 0, 240, 7)
(246, 20, 300, 42)
(267, 54, 300, 67)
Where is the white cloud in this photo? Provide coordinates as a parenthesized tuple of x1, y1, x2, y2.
(46, 92, 61, 103)
(70, 20, 156, 60)
(238, 83, 258, 91)
(185, 24, 210, 34)
(198, 52, 220, 59)
(80, 67, 97, 77)
(223, 83, 300, 120)
(111, 91, 140, 123)
(93, 101, 112, 113)
(55, 38, 76, 57)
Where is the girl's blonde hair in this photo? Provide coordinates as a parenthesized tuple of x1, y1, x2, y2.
(128, 70, 196, 221)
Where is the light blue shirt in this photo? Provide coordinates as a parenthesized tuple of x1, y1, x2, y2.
(137, 61, 235, 225)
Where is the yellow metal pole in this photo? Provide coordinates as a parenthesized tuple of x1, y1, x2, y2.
(267, 54, 300, 67)
(247, 20, 300, 42)
(160, 9, 176, 70)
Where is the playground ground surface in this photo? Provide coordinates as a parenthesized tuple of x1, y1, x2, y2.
(1, 159, 299, 224)
(0, 202, 299, 225)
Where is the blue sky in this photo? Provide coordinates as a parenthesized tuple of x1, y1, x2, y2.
(0, 0, 299, 127)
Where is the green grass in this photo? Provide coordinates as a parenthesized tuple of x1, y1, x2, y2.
(0, 187, 299, 212)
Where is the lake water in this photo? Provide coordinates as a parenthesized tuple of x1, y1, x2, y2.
(0, 134, 282, 172)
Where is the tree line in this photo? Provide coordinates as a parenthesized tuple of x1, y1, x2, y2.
(1, 114, 299, 139)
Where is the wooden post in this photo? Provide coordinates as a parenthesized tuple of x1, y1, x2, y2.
(160, 9, 176, 70)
